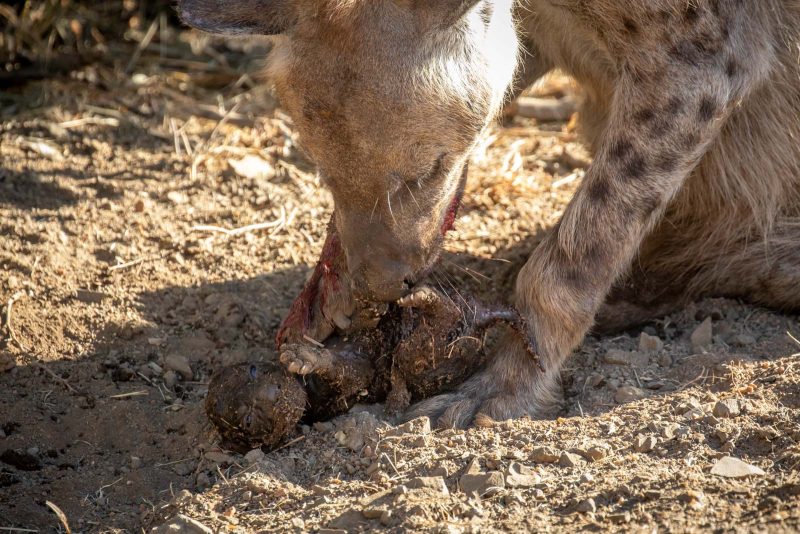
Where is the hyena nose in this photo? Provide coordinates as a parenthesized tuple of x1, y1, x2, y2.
(350, 256, 413, 302)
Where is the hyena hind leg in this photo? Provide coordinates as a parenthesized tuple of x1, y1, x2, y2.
(712, 222, 800, 312)
(596, 218, 800, 334)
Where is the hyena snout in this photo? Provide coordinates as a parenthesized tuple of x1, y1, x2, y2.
(346, 241, 416, 302)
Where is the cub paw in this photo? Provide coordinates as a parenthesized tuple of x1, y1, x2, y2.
(279, 343, 334, 375)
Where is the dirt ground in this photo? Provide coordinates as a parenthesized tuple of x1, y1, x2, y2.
(1, 28, 799, 533)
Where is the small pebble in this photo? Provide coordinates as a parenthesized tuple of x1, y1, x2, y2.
(713, 399, 741, 418)
(580, 445, 609, 461)
(459, 471, 505, 497)
(691, 318, 713, 351)
(638, 332, 664, 353)
(633, 434, 658, 453)
(730, 333, 756, 346)
(575, 498, 596, 513)
(361, 507, 385, 519)
(711, 456, 765, 478)
(614, 385, 646, 404)
(380, 510, 393, 526)
(162, 370, 177, 389)
(164, 354, 193, 381)
(559, 452, 584, 468)
(406, 476, 448, 495)
(531, 446, 560, 463)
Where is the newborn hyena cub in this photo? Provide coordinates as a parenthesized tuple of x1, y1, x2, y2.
(184, 1, 800, 428)
(206, 285, 527, 450)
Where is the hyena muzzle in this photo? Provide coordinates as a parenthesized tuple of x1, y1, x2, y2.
(180, 0, 800, 427)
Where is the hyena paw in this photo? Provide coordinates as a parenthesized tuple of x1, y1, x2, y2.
(405, 391, 482, 429)
(405, 335, 559, 428)
(279, 343, 334, 376)
(404, 385, 533, 429)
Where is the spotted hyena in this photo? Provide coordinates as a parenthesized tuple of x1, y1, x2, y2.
(180, 0, 800, 427)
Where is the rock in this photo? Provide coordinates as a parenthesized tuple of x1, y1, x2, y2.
(608, 512, 632, 523)
(459, 471, 505, 496)
(586, 373, 605, 388)
(130, 456, 142, 469)
(361, 507, 386, 519)
(244, 448, 266, 465)
(691, 318, 713, 351)
(464, 456, 482, 475)
(580, 445, 609, 462)
(335, 412, 382, 451)
(531, 446, 560, 463)
(575, 498, 596, 513)
(633, 434, 658, 453)
(603, 349, 649, 367)
(228, 155, 275, 180)
(162, 370, 177, 389)
(385, 417, 430, 437)
(683, 408, 705, 421)
(730, 333, 756, 347)
(313, 421, 335, 433)
(504, 462, 540, 488)
(680, 490, 707, 511)
(661, 423, 682, 440)
(638, 332, 664, 353)
(713, 399, 740, 418)
(559, 452, 584, 468)
(657, 353, 673, 367)
(710, 456, 765, 478)
(675, 397, 703, 415)
(166, 191, 188, 205)
(380, 510, 393, 526)
(164, 354, 193, 381)
(150, 514, 213, 534)
(505, 473, 539, 488)
(580, 472, 594, 484)
(407, 476, 449, 495)
(614, 385, 646, 404)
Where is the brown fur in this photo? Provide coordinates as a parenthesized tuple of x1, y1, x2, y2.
(180, 0, 800, 427)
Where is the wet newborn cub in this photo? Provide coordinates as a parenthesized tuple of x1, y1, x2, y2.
(206, 286, 530, 450)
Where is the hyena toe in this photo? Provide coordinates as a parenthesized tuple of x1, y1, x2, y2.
(475, 395, 531, 425)
(404, 392, 480, 429)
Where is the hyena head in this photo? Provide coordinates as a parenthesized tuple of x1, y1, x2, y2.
(180, 0, 518, 300)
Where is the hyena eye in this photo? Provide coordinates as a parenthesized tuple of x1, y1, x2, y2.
(421, 152, 448, 185)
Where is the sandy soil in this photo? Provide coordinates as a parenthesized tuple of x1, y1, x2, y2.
(1, 30, 799, 533)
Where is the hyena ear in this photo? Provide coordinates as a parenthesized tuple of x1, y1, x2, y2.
(178, 0, 296, 36)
